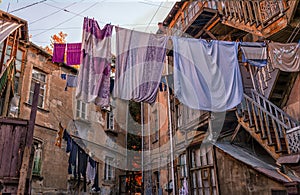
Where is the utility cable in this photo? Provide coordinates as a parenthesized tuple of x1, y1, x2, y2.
(32, 2, 99, 38)
(9, 0, 47, 13)
(145, 1, 164, 31)
(30, 1, 82, 25)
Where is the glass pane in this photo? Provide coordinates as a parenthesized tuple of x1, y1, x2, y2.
(16, 49, 23, 60)
(38, 96, 43, 107)
(77, 100, 81, 110)
(82, 103, 86, 113)
(14, 76, 19, 93)
(29, 93, 33, 104)
(15, 60, 22, 71)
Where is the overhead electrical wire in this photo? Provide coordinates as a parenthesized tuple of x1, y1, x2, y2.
(145, 1, 164, 31)
(9, 0, 47, 13)
(32, 2, 99, 38)
(30, 1, 82, 25)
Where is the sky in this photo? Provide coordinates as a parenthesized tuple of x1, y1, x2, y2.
(0, 0, 176, 48)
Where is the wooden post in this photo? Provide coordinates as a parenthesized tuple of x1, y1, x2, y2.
(17, 83, 40, 195)
(0, 38, 8, 72)
(2, 63, 13, 117)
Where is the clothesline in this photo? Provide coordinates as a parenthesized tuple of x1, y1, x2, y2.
(55, 122, 101, 193)
(67, 17, 300, 112)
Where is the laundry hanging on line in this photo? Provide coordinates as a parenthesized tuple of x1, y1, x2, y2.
(53, 43, 66, 63)
(62, 129, 100, 192)
(113, 26, 168, 104)
(76, 17, 113, 108)
(172, 37, 243, 112)
(268, 42, 300, 72)
(67, 43, 82, 65)
(52, 43, 82, 65)
(240, 42, 267, 67)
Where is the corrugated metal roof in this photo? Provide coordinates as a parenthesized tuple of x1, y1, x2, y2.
(0, 20, 22, 44)
(215, 142, 291, 183)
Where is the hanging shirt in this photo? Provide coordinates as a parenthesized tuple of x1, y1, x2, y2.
(61, 74, 67, 80)
(67, 43, 81, 65)
(240, 42, 267, 67)
(63, 130, 72, 153)
(113, 27, 168, 104)
(86, 157, 96, 183)
(268, 42, 300, 72)
(172, 37, 243, 112)
(53, 43, 66, 63)
(68, 140, 78, 177)
(76, 18, 113, 108)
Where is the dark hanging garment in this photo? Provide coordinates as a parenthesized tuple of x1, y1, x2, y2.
(61, 73, 67, 80)
(78, 148, 88, 176)
(53, 43, 66, 63)
(92, 162, 100, 192)
(78, 147, 88, 192)
(63, 130, 72, 153)
(68, 140, 78, 177)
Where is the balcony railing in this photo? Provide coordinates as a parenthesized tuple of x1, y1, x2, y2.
(222, 0, 288, 28)
(286, 126, 300, 154)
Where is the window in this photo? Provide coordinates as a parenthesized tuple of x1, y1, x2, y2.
(32, 141, 42, 176)
(178, 154, 188, 187)
(76, 100, 87, 119)
(190, 146, 218, 195)
(104, 156, 115, 181)
(14, 49, 24, 93)
(107, 111, 114, 130)
(153, 109, 159, 143)
(175, 104, 183, 129)
(29, 69, 47, 108)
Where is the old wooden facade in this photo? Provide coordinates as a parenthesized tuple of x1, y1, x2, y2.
(143, 1, 300, 195)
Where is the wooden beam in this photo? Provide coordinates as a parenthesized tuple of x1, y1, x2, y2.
(17, 83, 40, 195)
(231, 123, 241, 143)
(0, 38, 8, 72)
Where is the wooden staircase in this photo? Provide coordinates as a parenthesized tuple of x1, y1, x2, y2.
(236, 89, 299, 159)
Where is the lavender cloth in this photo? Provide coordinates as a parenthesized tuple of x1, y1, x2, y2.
(76, 18, 113, 108)
(113, 27, 168, 104)
(67, 43, 81, 65)
(53, 43, 66, 63)
(268, 42, 300, 72)
(172, 37, 243, 112)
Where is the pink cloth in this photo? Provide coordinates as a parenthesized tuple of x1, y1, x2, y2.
(52, 43, 66, 63)
(67, 43, 81, 65)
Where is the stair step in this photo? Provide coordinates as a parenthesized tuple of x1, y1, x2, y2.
(261, 136, 268, 140)
(276, 149, 287, 154)
(271, 93, 283, 99)
(268, 143, 275, 146)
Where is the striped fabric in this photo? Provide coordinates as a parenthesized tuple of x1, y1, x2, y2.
(0, 21, 22, 44)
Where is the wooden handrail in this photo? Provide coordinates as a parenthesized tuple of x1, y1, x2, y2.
(238, 93, 290, 154)
(251, 89, 300, 128)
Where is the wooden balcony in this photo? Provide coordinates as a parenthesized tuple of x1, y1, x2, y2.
(220, 0, 298, 39)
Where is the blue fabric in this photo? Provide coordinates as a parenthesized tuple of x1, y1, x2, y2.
(61, 74, 67, 80)
(68, 140, 78, 177)
(63, 130, 72, 153)
(172, 37, 243, 112)
(241, 42, 267, 67)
